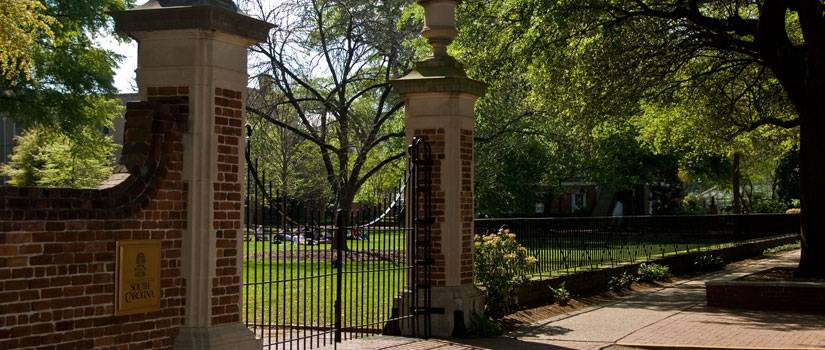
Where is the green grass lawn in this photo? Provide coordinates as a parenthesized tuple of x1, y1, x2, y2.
(242, 260, 407, 328)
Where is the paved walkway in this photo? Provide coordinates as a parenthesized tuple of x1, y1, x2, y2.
(330, 250, 825, 350)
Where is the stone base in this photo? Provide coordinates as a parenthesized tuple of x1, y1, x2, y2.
(707, 269, 825, 313)
(173, 323, 262, 350)
(399, 284, 485, 338)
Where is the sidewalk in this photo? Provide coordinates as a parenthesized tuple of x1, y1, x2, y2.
(331, 250, 825, 350)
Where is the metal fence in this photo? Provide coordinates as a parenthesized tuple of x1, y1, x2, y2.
(475, 214, 801, 278)
(243, 133, 433, 349)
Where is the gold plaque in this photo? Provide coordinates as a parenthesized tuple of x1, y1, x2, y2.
(115, 240, 161, 316)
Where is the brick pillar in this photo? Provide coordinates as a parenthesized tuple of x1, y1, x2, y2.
(113, 3, 272, 349)
(392, 0, 486, 337)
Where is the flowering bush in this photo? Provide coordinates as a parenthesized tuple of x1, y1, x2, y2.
(637, 263, 671, 282)
(474, 230, 537, 317)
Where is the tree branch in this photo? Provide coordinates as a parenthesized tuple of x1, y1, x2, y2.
(732, 116, 801, 138)
(356, 151, 405, 189)
(246, 105, 339, 153)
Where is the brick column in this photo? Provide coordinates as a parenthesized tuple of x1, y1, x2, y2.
(392, 0, 486, 337)
(113, 3, 272, 349)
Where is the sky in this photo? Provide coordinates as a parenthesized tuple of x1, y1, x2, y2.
(98, 33, 138, 93)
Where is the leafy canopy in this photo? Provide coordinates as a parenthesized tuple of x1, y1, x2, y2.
(455, 0, 802, 215)
(0, 0, 131, 137)
(0, 0, 55, 81)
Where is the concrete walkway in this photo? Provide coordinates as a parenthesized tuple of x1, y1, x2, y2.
(330, 250, 825, 350)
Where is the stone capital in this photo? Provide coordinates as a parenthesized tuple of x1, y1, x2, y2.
(112, 5, 273, 44)
(392, 75, 486, 97)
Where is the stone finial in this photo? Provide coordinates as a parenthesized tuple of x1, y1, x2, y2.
(419, 0, 458, 58)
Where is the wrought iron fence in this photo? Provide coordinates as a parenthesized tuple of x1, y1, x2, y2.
(243, 132, 433, 349)
(475, 214, 800, 278)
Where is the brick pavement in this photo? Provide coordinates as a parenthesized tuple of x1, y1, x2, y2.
(325, 250, 825, 350)
(616, 305, 825, 349)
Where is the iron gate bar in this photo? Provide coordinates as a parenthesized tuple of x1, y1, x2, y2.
(243, 129, 433, 349)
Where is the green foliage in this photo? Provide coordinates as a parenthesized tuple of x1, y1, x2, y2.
(588, 120, 681, 193)
(763, 241, 801, 255)
(0, 0, 131, 138)
(548, 282, 571, 306)
(637, 263, 671, 282)
(774, 148, 800, 204)
(608, 272, 637, 291)
(475, 137, 561, 216)
(466, 312, 504, 338)
(455, 0, 801, 214)
(474, 230, 537, 317)
(0, 0, 55, 81)
(750, 197, 790, 214)
(694, 254, 725, 272)
(1, 126, 117, 188)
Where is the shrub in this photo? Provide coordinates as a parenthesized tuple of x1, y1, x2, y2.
(474, 231, 537, 317)
(694, 253, 725, 271)
(637, 263, 671, 282)
(751, 197, 790, 214)
(466, 312, 504, 337)
(763, 241, 801, 255)
(608, 272, 637, 291)
(548, 282, 571, 306)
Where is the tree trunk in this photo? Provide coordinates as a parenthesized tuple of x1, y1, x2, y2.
(796, 78, 825, 277)
(732, 153, 742, 214)
(793, 0, 825, 277)
(332, 188, 356, 251)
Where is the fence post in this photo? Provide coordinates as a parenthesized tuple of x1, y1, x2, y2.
(113, 3, 273, 349)
(392, 0, 486, 337)
(334, 209, 345, 342)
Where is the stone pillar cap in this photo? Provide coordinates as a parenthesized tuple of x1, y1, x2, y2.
(418, 0, 460, 4)
(139, 0, 239, 12)
(113, 2, 274, 43)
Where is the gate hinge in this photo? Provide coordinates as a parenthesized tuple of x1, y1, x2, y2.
(415, 240, 431, 247)
(415, 217, 435, 225)
(411, 307, 445, 315)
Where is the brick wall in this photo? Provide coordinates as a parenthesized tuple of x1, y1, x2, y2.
(459, 130, 473, 285)
(211, 88, 244, 325)
(0, 92, 189, 349)
(413, 128, 475, 286)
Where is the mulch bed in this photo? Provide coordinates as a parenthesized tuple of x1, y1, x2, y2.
(738, 267, 825, 283)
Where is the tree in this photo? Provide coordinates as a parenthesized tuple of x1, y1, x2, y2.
(247, 78, 334, 205)
(244, 0, 421, 216)
(0, 0, 130, 141)
(0, 0, 54, 81)
(458, 0, 824, 276)
(1, 126, 117, 188)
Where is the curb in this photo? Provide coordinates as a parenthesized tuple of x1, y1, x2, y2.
(615, 343, 825, 350)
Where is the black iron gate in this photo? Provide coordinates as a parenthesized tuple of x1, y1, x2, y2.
(242, 131, 433, 349)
